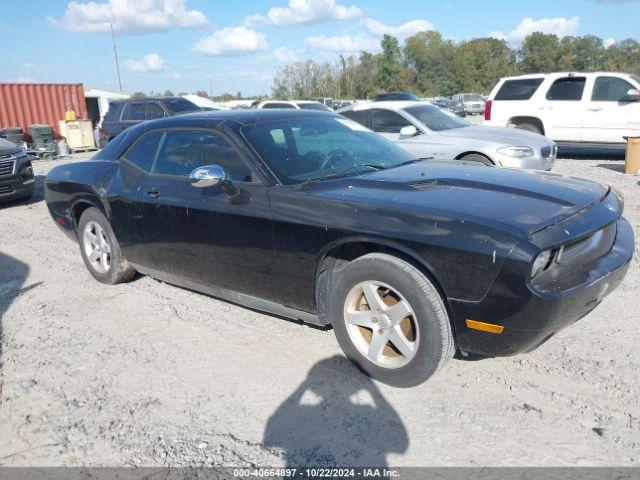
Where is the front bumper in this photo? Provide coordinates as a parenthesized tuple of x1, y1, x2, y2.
(450, 217, 634, 357)
(493, 151, 556, 170)
(0, 156, 35, 202)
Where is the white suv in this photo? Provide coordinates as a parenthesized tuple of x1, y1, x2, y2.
(484, 72, 640, 146)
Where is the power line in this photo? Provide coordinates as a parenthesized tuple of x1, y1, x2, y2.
(110, 23, 123, 92)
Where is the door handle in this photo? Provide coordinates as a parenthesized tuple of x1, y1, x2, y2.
(588, 107, 602, 112)
(146, 188, 159, 198)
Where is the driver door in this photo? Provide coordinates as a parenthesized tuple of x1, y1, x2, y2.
(137, 128, 277, 297)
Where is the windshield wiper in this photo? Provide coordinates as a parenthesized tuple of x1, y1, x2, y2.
(301, 164, 386, 185)
(388, 158, 429, 169)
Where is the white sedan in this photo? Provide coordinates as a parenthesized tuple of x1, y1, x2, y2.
(338, 101, 556, 170)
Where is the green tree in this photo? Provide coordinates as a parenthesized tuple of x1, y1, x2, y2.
(163, 90, 175, 97)
(404, 31, 457, 96)
(453, 38, 516, 94)
(377, 34, 402, 91)
(520, 33, 561, 73)
(130, 91, 146, 98)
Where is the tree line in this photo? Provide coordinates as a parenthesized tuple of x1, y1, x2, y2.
(272, 31, 640, 100)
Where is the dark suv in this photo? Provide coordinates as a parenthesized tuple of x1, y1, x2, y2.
(0, 137, 34, 202)
(99, 97, 200, 147)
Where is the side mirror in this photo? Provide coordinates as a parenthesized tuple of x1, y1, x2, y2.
(399, 125, 419, 138)
(189, 164, 227, 188)
(626, 88, 640, 101)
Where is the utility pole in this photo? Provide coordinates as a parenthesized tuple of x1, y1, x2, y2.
(209, 79, 213, 98)
(110, 23, 123, 92)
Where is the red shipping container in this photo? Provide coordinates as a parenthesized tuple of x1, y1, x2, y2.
(0, 83, 88, 140)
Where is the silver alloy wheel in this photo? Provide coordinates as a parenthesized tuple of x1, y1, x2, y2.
(82, 220, 111, 274)
(343, 280, 419, 369)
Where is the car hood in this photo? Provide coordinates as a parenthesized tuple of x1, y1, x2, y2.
(0, 138, 21, 156)
(434, 125, 551, 147)
(307, 162, 609, 236)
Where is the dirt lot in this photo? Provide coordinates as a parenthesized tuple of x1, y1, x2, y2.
(0, 151, 638, 467)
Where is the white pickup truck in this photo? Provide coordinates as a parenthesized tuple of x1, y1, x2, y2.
(484, 72, 640, 147)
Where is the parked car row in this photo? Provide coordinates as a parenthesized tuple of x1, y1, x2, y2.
(44, 108, 634, 387)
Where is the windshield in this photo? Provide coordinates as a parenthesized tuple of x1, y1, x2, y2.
(298, 103, 333, 112)
(242, 117, 414, 185)
(404, 105, 469, 131)
(163, 98, 199, 113)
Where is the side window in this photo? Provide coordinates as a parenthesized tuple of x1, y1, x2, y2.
(145, 103, 165, 120)
(495, 79, 544, 100)
(152, 130, 253, 182)
(104, 103, 121, 121)
(592, 77, 635, 102)
(372, 109, 412, 133)
(122, 103, 145, 121)
(340, 109, 369, 128)
(121, 130, 163, 172)
(546, 77, 586, 101)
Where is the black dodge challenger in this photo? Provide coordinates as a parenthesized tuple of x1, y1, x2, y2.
(45, 110, 634, 387)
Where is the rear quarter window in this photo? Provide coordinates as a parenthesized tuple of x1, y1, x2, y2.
(495, 78, 544, 100)
(121, 130, 164, 172)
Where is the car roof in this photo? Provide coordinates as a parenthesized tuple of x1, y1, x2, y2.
(111, 96, 187, 104)
(498, 71, 633, 82)
(139, 108, 338, 128)
(342, 100, 432, 112)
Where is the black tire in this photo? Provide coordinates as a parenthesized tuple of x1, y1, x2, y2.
(330, 253, 455, 387)
(77, 207, 136, 284)
(459, 153, 494, 166)
(514, 122, 542, 135)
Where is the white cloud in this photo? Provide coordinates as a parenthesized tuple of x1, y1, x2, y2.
(124, 53, 165, 72)
(194, 27, 268, 56)
(489, 16, 580, 46)
(51, 0, 209, 35)
(305, 33, 380, 53)
(173, 72, 186, 79)
(272, 47, 300, 62)
(603, 37, 616, 48)
(245, 0, 363, 27)
(362, 18, 434, 40)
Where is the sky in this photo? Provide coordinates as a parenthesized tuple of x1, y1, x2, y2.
(1, 0, 639, 96)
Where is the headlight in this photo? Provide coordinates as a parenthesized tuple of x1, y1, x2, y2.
(497, 146, 534, 158)
(531, 249, 554, 278)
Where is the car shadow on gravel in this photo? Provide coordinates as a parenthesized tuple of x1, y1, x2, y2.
(557, 147, 625, 160)
(0, 252, 40, 399)
(263, 355, 408, 467)
(595, 163, 626, 173)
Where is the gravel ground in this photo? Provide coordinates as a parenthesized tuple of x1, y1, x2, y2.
(0, 151, 638, 467)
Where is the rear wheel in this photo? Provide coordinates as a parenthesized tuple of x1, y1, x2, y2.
(78, 207, 136, 284)
(331, 253, 454, 387)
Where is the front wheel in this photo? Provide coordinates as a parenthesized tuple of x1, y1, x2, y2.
(331, 253, 454, 387)
(78, 207, 136, 284)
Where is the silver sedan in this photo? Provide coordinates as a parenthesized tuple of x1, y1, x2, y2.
(338, 101, 556, 170)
